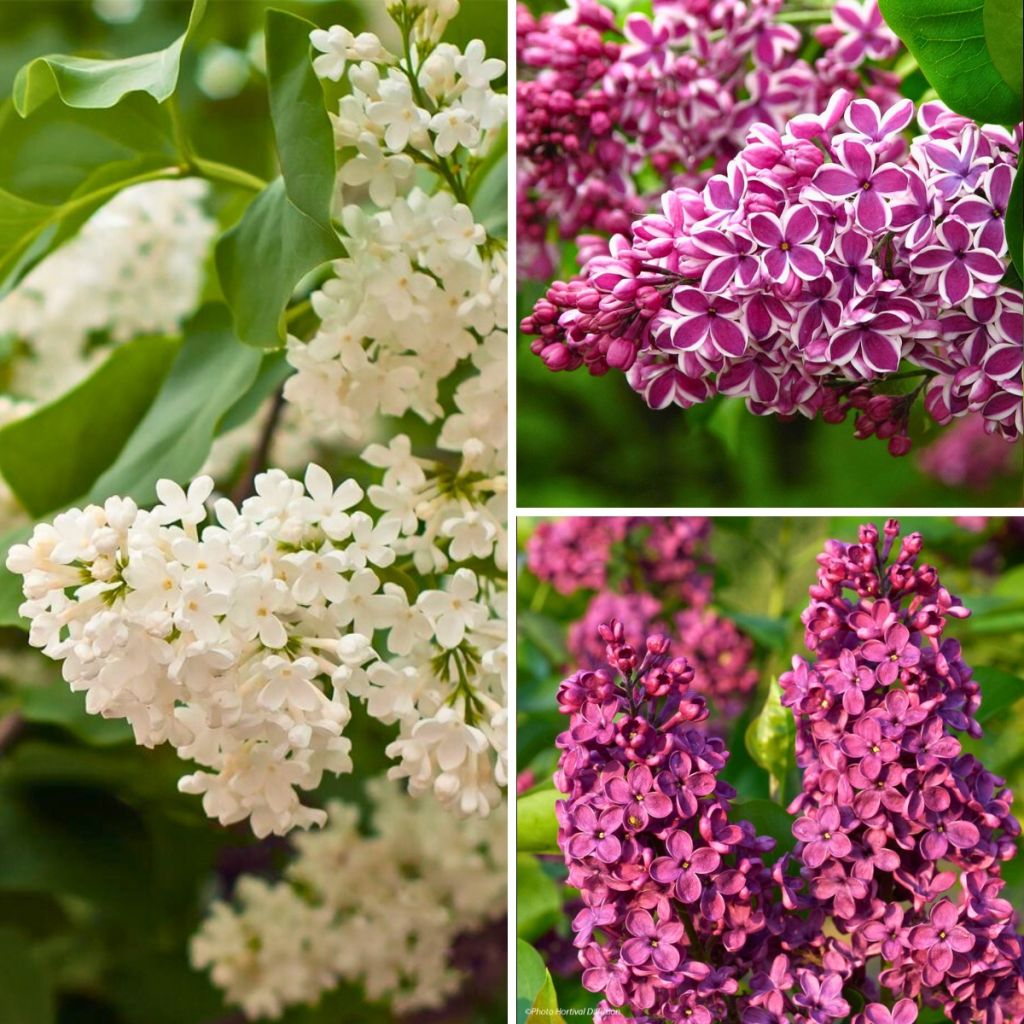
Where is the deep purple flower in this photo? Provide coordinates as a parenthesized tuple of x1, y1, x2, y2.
(859, 999, 918, 1024)
(567, 804, 626, 862)
(749, 206, 826, 282)
(845, 97, 914, 143)
(792, 969, 850, 1021)
(860, 622, 920, 682)
(792, 805, 852, 868)
(606, 763, 673, 831)
(840, 716, 900, 778)
(924, 127, 989, 199)
(860, 903, 906, 960)
(620, 908, 684, 972)
(951, 163, 1012, 255)
(650, 829, 720, 903)
(821, 0, 899, 67)
(827, 292, 919, 375)
(812, 139, 908, 231)
(918, 814, 980, 860)
(573, 901, 618, 947)
(908, 899, 974, 975)
(659, 289, 748, 358)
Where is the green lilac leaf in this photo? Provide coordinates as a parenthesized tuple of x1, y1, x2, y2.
(89, 304, 264, 506)
(12, 0, 207, 116)
(516, 786, 561, 853)
(215, 10, 342, 347)
(0, 336, 179, 517)
(983, 0, 1024, 98)
(878, 0, 1022, 125)
(516, 853, 563, 942)
(973, 666, 1024, 724)
(732, 798, 796, 859)
(0, 926, 54, 1024)
(516, 939, 548, 1023)
(1006, 167, 1023, 285)
(745, 677, 795, 798)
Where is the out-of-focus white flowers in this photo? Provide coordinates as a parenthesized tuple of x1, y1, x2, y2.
(191, 778, 506, 1018)
(0, 179, 215, 403)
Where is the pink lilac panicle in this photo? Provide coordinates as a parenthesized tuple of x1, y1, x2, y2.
(523, 94, 1023, 454)
(526, 516, 713, 604)
(781, 519, 1024, 1022)
(556, 619, 852, 1024)
(517, 0, 903, 279)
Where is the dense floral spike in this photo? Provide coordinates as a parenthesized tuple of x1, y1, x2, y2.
(556, 620, 847, 1023)
(517, 0, 902, 279)
(523, 93, 1023, 452)
(781, 519, 1024, 1021)
(192, 778, 506, 1018)
(8, 466, 506, 833)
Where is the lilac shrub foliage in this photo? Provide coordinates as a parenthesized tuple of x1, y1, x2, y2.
(527, 517, 757, 718)
(554, 521, 1024, 1023)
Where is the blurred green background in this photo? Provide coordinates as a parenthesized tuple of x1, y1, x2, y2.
(0, 3, 507, 1023)
(516, 515, 1024, 1018)
(517, 307, 1024, 508)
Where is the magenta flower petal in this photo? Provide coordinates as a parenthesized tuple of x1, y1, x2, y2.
(814, 165, 860, 198)
(709, 317, 747, 357)
(941, 261, 971, 305)
(789, 246, 826, 280)
(749, 213, 784, 246)
(861, 332, 901, 374)
(855, 187, 889, 232)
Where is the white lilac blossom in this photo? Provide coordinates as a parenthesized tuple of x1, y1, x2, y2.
(191, 777, 507, 1019)
(0, 179, 215, 402)
(283, 1, 509, 762)
(7, 464, 507, 833)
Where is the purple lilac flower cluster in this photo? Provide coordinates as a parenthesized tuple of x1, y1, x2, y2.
(526, 516, 713, 604)
(781, 519, 1024, 1021)
(523, 93, 1023, 454)
(568, 593, 758, 718)
(517, 0, 902, 280)
(557, 620, 860, 1024)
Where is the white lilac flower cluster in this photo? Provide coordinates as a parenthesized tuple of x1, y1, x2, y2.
(0, 179, 215, 402)
(191, 776, 506, 1019)
(7, 463, 507, 834)
(286, 0, 509, 657)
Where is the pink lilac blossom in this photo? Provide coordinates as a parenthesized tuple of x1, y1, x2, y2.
(526, 516, 713, 604)
(516, 0, 902, 279)
(780, 519, 1024, 1022)
(556, 620, 849, 1024)
(523, 95, 1023, 454)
